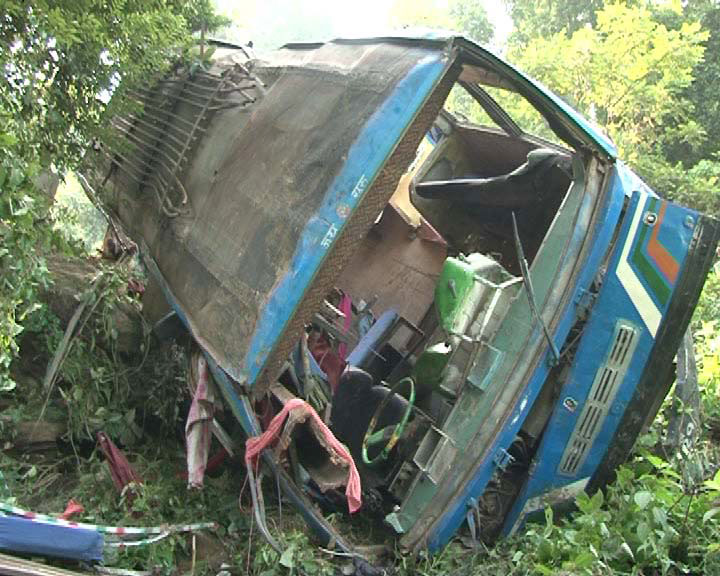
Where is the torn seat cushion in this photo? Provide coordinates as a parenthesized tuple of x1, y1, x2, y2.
(245, 398, 362, 513)
(414, 148, 572, 209)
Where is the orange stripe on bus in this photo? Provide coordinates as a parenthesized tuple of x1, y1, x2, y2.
(647, 202, 679, 284)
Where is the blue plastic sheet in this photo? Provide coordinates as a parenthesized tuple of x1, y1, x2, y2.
(0, 516, 104, 563)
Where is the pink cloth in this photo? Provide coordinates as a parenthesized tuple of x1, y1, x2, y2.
(97, 432, 142, 504)
(59, 499, 84, 520)
(245, 398, 362, 514)
(185, 354, 215, 488)
(308, 332, 346, 395)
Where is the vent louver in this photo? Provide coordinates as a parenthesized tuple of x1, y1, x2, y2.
(559, 322, 638, 476)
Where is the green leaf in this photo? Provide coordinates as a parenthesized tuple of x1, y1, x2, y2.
(619, 541, 635, 561)
(543, 506, 554, 537)
(645, 454, 667, 469)
(637, 521, 651, 542)
(634, 491, 652, 509)
(703, 508, 720, 523)
(573, 550, 595, 569)
(704, 477, 720, 492)
(576, 490, 591, 513)
(600, 522, 610, 538)
(279, 547, 295, 569)
(0, 133, 16, 148)
(533, 564, 555, 576)
(0, 379, 16, 392)
(202, 45, 216, 62)
(652, 506, 667, 526)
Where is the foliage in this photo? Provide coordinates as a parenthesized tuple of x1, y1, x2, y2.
(49, 266, 190, 444)
(1, 1, 720, 574)
(0, 4, 251, 572)
(443, 3, 720, 572)
(393, 445, 720, 576)
(389, 0, 494, 44)
(693, 271, 720, 434)
(0, 0, 226, 391)
(171, 0, 231, 37)
(0, 1, 188, 169)
(684, 3, 720, 164)
(449, 0, 494, 44)
(500, 457, 720, 575)
(633, 152, 720, 215)
(52, 174, 107, 253)
(0, 442, 250, 574)
(0, 147, 58, 392)
(505, 0, 606, 45)
(245, 530, 337, 576)
(0, 439, 340, 575)
(402, 3, 720, 574)
(501, 1, 720, 214)
(653, 1, 720, 167)
(505, 3, 706, 160)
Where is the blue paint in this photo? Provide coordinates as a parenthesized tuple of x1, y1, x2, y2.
(0, 516, 104, 563)
(131, 38, 676, 551)
(425, 165, 626, 551)
(615, 160, 657, 198)
(241, 54, 448, 386)
(656, 210, 691, 264)
(500, 170, 698, 535)
(347, 309, 398, 367)
(649, 201, 695, 270)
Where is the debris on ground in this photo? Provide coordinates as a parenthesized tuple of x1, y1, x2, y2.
(97, 432, 142, 504)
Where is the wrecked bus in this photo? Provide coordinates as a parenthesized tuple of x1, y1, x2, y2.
(87, 35, 720, 556)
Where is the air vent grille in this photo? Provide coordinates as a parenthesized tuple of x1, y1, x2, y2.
(559, 320, 639, 476)
(608, 325, 636, 366)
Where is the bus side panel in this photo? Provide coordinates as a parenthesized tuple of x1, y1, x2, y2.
(504, 184, 704, 535)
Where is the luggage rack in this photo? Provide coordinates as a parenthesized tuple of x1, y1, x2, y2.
(105, 65, 262, 217)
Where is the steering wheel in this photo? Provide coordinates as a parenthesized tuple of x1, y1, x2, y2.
(362, 377, 416, 467)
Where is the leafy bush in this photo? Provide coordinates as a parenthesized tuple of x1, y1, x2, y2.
(505, 458, 720, 575)
(0, 146, 55, 391)
(694, 271, 720, 439)
(0, 0, 226, 395)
